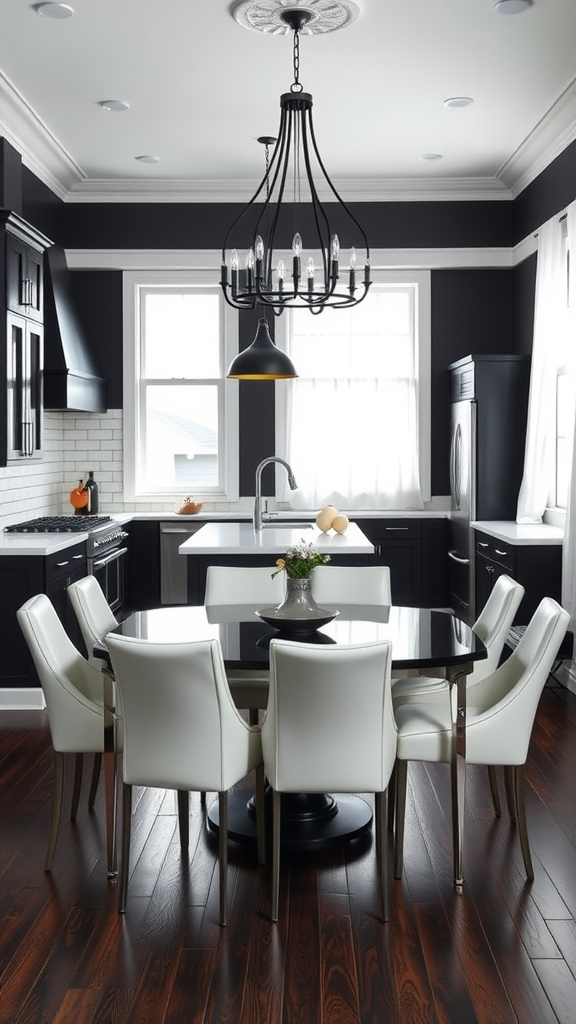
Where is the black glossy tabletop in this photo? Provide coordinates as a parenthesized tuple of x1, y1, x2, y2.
(100, 605, 486, 672)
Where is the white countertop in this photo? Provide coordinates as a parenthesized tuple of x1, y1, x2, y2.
(0, 532, 93, 557)
(472, 521, 564, 546)
(179, 521, 375, 555)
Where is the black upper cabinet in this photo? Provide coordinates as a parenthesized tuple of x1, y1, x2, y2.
(6, 232, 44, 321)
(0, 211, 52, 466)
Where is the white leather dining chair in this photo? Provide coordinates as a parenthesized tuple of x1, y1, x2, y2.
(67, 574, 118, 668)
(391, 574, 525, 705)
(204, 564, 285, 721)
(105, 633, 265, 926)
(261, 637, 396, 922)
(311, 564, 392, 619)
(17, 593, 121, 872)
(393, 596, 569, 881)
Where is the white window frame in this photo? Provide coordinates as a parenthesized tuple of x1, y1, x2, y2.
(123, 269, 239, 503)
(274, 268, 432, 502)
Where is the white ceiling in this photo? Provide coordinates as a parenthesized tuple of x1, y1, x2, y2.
(0, 0, 575, 203)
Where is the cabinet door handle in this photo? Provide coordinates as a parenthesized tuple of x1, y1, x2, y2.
(448, 549, 470, 565)
(385, 527, 409, 531)
(494, 549, 508, 557)
(55, 560, 70, 568)
(72, 554, 84, 560)
(478, 541, 489, 548)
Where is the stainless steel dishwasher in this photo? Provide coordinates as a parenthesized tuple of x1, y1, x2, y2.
(159, 522, 203, 604)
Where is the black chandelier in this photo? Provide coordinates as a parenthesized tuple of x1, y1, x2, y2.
(220, 7, 371, 317)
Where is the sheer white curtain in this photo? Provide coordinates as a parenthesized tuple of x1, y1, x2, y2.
(516, 215, 566, 522)
(279, 291, 424, 510)
(562, 201, 576, 636)
(285, 376, 423, 509)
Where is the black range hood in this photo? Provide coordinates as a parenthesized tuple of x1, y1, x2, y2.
(43, 245, 107, 412)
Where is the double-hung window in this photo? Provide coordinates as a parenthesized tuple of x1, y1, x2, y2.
(123, 270, 238, 502)
(275, 270, 431, 509)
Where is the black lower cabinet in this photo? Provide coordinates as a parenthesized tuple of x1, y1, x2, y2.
(475, 531, 562, 625)
(359, 519, 422, 606)
(421, 519, 450, 607)
(0, 542, 87, 690)
(125, 520, 161, 611)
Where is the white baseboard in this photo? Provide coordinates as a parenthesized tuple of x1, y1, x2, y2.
(0, 688, 46, 711)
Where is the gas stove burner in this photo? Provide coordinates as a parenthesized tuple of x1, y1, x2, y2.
(4, 515, 112, 534)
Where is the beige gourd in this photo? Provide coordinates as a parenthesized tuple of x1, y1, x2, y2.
(315, 505, 339, 532)
(332, 513, 349, 534)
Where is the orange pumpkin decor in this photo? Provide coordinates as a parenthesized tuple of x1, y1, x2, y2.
(70, 479, 89, 512)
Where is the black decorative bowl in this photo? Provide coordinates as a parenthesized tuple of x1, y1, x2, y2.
(255, 606, 339, 635)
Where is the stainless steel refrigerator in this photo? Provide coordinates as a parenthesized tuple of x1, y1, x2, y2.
(448, 355, 531, 624)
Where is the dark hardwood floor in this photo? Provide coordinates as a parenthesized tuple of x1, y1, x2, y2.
(2, 675, 576, 1024)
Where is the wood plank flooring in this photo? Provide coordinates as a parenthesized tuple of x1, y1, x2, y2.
(1, 675, 576, 1023)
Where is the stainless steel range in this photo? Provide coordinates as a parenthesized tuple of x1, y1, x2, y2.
(5, 515, 129, 615)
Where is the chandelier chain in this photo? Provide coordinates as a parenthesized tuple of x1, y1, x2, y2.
(291, 29, 304, 92)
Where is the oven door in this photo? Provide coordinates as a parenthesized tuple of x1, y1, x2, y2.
(88, 546, 127, 617)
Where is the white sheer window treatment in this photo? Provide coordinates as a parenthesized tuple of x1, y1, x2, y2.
(516, 215, 567, 522)
(562, 201, 576, 635)
(279, 291, 424, 511)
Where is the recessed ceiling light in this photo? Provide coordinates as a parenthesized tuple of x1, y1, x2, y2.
(494, 0, 532, 14)
(443, 96, 474, 109)
(418, 153, 443, 162)
(98, 100, 131, 112)
(36, 3, 74, 18)
(135, 155, 160, 164)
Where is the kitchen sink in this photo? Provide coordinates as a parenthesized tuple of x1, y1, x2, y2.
(260, 521, 315, 529)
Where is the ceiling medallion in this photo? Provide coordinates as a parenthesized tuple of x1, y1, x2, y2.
(232, 0, 361, 35)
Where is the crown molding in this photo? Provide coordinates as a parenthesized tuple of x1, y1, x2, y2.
(498, 75, 576, 197)
(64, 175, 512, 203)
(0, 70, 83, 200)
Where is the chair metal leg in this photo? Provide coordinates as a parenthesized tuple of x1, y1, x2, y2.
(118, 784, 132, 913)
(504, 765, 517, 823)
(45, 751, 65, 871)
(394, 760, 408, 879)
(254, 762, 266, 865)
(375, 790, 388, 922)
(512, 765, 534, 880)
(488, 765, 501, 817)
(177, 790, 189, 849)
(218, 791, 228, 926)
(387, 762, 396, 831)
(271, 789, 281, 922)
(88, 753, 102, 809)
(104, 750, 118, 877)
(71, 753, 83, 819)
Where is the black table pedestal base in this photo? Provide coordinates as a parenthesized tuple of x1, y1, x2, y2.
(207, 790, 373, 852)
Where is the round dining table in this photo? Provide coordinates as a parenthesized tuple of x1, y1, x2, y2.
(99, 603, 486, 887)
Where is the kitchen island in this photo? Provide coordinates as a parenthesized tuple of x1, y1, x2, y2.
(179, 521, 375, 604)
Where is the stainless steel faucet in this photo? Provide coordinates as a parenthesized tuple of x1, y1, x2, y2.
(253, 457, 298, 530)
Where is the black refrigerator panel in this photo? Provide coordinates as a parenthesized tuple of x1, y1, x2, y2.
(448, 354, 531, 623)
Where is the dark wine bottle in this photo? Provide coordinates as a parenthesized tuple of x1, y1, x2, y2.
(84, 471, 99, 513)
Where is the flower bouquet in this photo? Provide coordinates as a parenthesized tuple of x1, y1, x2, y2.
(272, 540, 331, 579)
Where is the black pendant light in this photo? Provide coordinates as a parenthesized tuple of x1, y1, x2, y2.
(226, 311, 297, 379)
(226, 136, 297, 379)
(221, 7, 371, 317)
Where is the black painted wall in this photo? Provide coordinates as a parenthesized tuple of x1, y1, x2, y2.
(5, 131, 575, 499)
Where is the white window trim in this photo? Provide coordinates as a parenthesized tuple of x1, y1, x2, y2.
(274, 269, 432, 503)
(123, 268, 239, 503)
